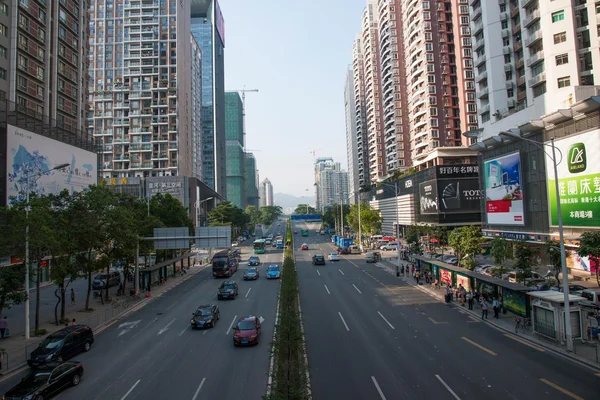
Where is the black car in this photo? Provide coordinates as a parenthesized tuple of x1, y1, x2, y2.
(191, 304, 220, 329)
(248, 256, 260, 266)
(28, 325, 94, 368)
(244, 267, 260, 280)
(4, 361, 84, 400)
(312, 254, 326, 265)
(217, 281, 239, 300)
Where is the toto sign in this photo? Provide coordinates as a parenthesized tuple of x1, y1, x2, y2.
(437, 178, 482, 214)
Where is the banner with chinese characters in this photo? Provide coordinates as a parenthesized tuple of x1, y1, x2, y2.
(546, 131, 600, 227)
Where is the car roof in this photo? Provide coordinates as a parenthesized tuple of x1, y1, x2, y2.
(238, 316, 257, 322)
(268, 264, 280, 268)
(220, 280, 236, 285)
(249, 256, 258, 259)
(48, 325, 87, 338)
(196, 304, 214, 309)
(314, 254, 324, 257)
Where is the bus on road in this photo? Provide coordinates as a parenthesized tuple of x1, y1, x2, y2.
(212, 250, 239, 278)
(253, 239, 266, 254)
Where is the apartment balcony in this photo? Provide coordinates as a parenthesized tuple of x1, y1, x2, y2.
(527, 51, 544, 67)
(479, 103, 490, 114)
(513, 40, 522, 52)
(474, 37, 485, 51)
(512, 24, 521, 35)
(525, 30, 542, 47)
(522, 9, 540, 28)
(528, 73, 546, 87)
(476, 71, 487, 82)
(517, 75, 526, 87)
(516, 58, 525, 70)
(478, 87, 489, 98)
(511, 6, 520, 19)
(474, 52, 486, 67)
(520, 0, 535, 8)
(471, 5, 482, 21)
(472, 19, 483, 35)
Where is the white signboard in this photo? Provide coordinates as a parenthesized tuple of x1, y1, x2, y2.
(6, 124, 97, 204)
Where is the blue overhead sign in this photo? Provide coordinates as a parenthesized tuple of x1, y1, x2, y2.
(290, 214, 322, 221)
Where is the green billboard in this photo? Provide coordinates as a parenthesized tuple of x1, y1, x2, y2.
(546, 131, 600, 227)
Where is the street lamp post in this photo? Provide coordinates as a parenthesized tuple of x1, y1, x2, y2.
(24, 163, 70, 340)
(357, 192, 362, 252)
(195, 197, 214, 227)
(381, 181, 402, 276)
(500, 132, 573, 351)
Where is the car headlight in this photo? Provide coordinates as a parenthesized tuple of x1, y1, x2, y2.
(250, 334, 257, 340)
(191, 319, 195, 324)
(45, 353, 55, 360)
(23, 395, 34, 400)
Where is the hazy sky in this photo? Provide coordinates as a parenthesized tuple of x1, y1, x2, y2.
(219, 0, 366, 197)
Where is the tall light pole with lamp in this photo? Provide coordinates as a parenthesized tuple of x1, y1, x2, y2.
(195, 197, 214, 227)
(498, 130, 573, 351)
(380, 181, 402, 276)
(24, 162, 70, 339)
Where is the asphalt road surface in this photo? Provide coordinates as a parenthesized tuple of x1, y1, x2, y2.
(293, 221, 600, 400)
(0, 220, 287, 400)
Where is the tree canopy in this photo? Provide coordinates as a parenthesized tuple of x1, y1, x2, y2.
(345, 203, 382, 236)
(578, 231, 600, 287)
(448, 225, 483, 270)
(293, 204, 318, 215)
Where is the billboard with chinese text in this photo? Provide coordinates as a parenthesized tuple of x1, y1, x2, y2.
(546, 131, 600, 227)
(6, 124, 97, 204)
(483, 152, 524, 226)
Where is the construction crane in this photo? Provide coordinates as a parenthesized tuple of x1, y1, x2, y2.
(230, 86, 259, 150)
(310, 148, 322, 164)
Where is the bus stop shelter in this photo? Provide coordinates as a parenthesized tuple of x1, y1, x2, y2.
(139, 253, 192, 291)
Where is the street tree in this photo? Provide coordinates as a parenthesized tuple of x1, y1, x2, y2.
(514, 240, 535, 282)
(578, 231, 600, 287)
(149, 193, 193, 233)
(448, 225, 483, 270)
(405, 226, 421, 255)
(545, 240, 562, 287)
(490, 237, 512, 277)
(322, 204, 350, 231)
(259, 205, 283, 226)
(209, 201, 251, 237)
(0, 265, 27, 316)
(244, 205, 261, 227)
(293, 204, 317, 215)
(346, 203, 382, 237)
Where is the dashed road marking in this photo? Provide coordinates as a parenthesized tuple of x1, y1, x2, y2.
(539, 378, 584, 400)
(461, 336, 497, 356)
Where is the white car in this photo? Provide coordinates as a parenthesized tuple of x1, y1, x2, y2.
(328, 253, 340, 261)
(231, 241, 239, 247)
(380, 243, 398, 251)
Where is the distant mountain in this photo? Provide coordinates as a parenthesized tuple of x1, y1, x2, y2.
(273, 192, 314, 212)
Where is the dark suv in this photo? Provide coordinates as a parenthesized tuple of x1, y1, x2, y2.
(217, 281, 239, 300)
(28, 325, 94, 368)
(248, 256, 260, 266)
(312, 254, 325, 265)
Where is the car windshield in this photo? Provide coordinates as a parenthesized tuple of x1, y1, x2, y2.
(221, 284, 234, 290)
(25, 371, 51, 384)
(237, 320, 256, 330)
(195, 308, 212, 317)
(246, 268, 257, 274)
(268, 266, 279, 271)
(213, 258, 229, 269)
(330, 253, 336, 256)
(95, 274, 107, 280)
(249, 257, 257, 262)
(40, 336, 64, 349)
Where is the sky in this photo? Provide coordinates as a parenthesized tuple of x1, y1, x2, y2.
(219, 0, 367, 197)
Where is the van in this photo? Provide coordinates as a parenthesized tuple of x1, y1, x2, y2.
(349, 245, 361, 254)
(365, 251, 381, 263)
(580, 289, 600, 308)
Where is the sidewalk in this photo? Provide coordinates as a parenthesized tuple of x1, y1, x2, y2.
(0, 258, 208, 376)
(374, 258, 600, 368)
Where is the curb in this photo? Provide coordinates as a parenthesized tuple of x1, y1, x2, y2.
(0, 265, 207, 381)
(375, 262, 600, 372)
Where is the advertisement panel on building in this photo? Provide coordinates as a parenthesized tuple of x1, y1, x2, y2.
(147, 177, 188, 207)
(215, 0, 225, 45)
(419, 179, 439, 214)
(437, 178, 483, 213)
(546, 130, 600, 228)
(483, 152, 524, 226)
(6, 124, 97, 204)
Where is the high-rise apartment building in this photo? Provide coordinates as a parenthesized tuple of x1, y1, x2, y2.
(259, 178, 273, 207)
(2, 0, 90, 134)
(314, 157, 350, 211)
(191, 0, 226, 195)
(361, 0, 386, 182)
(351, 35, 370, 189)
(89, 0, 195, 179)
(470, 0, 600, 141)
(191, 36, 203, 179)
(244, 152, 259, 208)
(224, 91, 246, 209)
(344, 67, 360, 204)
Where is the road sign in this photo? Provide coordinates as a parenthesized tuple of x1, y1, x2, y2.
(195, 226, 231, 249)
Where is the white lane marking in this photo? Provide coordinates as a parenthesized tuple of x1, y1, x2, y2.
(191, 377, 206, 400)
(120, 379, 141, 400)
(166, 303, 176, 311)
(316, 269, 321, 276)
(377, 311, 395, 330)
(158, 318, 177, 335)
(226, 315, 238, 335)
(352, 284, 362, 294)
(338, 269, 345, 275)
(435, 375, 461, 400)
(338, 312, 350, 331)
(371, 376, 387, 400)
(324, 285, 331, 295)
(245, 288, 252, 298)
(203, 330, 208, 335)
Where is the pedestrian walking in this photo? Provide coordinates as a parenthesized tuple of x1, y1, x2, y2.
(415, 270, 420, 284)
(492, 297, 500, 319)
(481, 299, 489, 320)
(467, 291, 474, 310)
(0, 317, 7, 339)
(71, 288, 75, 305)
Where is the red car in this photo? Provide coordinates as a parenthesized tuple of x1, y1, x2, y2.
(233, 316, 261, 346)
(301, 244, 309, 250)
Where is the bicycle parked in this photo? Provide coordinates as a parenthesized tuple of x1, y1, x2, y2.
(515, 317, 532, 333)
(112, 298, 129, 309)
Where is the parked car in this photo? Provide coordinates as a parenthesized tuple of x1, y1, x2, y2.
(312, 254, 326, 265)
(244, 267, 260, 280)
(5, 361, 84, 399)
(474, 265, 494, 274)
(231, 241, 239, 247)
(380, 243, 398, 251)
(328, 253, 340, 261)
(28, 325, 94, 368)
(191, 304, 220, 329)
(92, 271, 120, 290)
(232, 316, 262, 346)
(217, 281, 239, 300)
(266, 265, 281, 279)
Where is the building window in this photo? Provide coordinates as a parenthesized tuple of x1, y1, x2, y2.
(59, 9, 67, 23)
(533, 83, 546, 98)
(18, 54, 27, 69)
(555, 53, 568, 65)
(553, 32, 567, 44)
(0, 45, 5, 58)
(18, 75, 27, 89)
(0, 23, 7, 36)
(0, 67, 6, 80)
(551, 10, 565, 23)
(39, 9, 46, 22)
(557, 76, 570, 88)
(1, 3, 7, 16)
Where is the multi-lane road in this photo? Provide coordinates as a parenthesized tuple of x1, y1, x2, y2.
(0, 222, 286, 399)
(292, 220, 600, 400)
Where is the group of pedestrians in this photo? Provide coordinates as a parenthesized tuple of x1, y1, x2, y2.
(442, 284, 504, 320)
